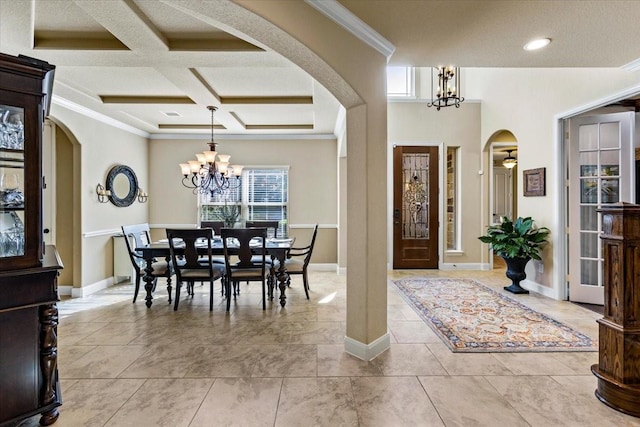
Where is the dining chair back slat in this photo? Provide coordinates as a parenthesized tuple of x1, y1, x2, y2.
(221, 227, 268, 310)
(200, 221, 224, 235)
(166, 228, 227, 311)
(245, 220, 280, 239)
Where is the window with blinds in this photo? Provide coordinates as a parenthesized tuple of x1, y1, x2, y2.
(199, 168, 289, 234)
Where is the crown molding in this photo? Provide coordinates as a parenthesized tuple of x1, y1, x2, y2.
(149, 132, 337, 140)
(51, 95, 150, 138)
(622, 57, 640, 72)
(305, 0, 395, 60)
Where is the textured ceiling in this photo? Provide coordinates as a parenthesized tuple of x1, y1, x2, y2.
(1, 1, 638, 137)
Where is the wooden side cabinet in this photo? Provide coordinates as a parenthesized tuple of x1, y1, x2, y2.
(591, 202, 640, 417)
(0, 247, 63, 426)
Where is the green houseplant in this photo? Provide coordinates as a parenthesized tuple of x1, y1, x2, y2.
(478, 216, 550, 294)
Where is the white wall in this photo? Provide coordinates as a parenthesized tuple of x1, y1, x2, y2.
(387, 101, 483, 267)
(466, 67, 640, 296)
(148, 136, 338, 262)
(50, 103, 149, 288)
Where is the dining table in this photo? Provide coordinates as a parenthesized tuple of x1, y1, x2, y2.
(135, 237, 295, 309)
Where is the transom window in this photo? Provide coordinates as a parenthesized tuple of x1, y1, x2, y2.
(387, 66, 415, 98)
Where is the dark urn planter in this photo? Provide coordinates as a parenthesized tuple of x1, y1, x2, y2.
(502, 256, 531, 294)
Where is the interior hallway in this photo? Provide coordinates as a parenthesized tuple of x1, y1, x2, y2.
(15, 269, 640, 427)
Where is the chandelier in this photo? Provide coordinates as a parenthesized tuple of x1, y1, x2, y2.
(427, 66, 464, 110)
(179, 106, 243, 196)
(502, 149, 517, 169)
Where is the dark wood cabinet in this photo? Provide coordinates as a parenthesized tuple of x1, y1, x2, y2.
(591, 202, 640, 417)
(0, 53, 62, 426)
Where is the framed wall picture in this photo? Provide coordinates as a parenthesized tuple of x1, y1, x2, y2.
(523, 167, 546, 197)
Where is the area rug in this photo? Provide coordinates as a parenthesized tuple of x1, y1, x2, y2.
(392, 278, 597, 352)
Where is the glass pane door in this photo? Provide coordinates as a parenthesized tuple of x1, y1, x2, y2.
(569, 112, 633, 304)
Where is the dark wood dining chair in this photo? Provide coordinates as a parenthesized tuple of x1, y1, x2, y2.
(121, 223, 174, 304)
(245, 220, 280, 238)
(200, 221, 224, 235)
(282, 224, 318, 299)
(166, 228, 227, 311)
(221, 227, 268, 310)
(244, 220, 280, 269)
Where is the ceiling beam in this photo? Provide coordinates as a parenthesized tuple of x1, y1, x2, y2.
(74, 0, 169, 52)
(99, 96, 195, 104)
(220, 96, 313, 105)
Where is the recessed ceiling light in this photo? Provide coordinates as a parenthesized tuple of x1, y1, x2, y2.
(162, 111, 181, 117)
(523, 38, 551, 51)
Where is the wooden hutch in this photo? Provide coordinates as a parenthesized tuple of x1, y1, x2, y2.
(592, 202, 640, 417)
(0, 53, 62, 426)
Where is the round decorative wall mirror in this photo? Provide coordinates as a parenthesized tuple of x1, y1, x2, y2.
(105, 165, 139, 207)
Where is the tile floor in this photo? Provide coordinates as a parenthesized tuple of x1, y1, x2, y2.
(15, 268, 640, 427)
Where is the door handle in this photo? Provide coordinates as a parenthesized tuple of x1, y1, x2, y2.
(394, 209, 400, 225)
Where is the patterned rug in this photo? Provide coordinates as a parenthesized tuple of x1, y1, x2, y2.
(392, 278, 597, 352)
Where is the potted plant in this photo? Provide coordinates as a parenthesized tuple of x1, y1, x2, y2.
(478, 216, 550, 294)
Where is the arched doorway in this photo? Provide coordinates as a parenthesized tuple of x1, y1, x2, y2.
(45, 118, 81, 289)
(485, 130, 518, 270)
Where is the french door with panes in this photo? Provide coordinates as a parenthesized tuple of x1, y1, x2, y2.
(568, 112, 634, 304)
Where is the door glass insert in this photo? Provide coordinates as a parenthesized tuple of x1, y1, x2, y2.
(402, 153, 429, 239)
(577, 120, 621, 288)
(0, 104, 25, 257)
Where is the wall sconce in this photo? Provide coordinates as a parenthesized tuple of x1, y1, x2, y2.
(96, 183, 111, 203)
(137, 188, 148, 203)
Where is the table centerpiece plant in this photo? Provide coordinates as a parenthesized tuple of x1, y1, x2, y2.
(478, 216, 550, 294)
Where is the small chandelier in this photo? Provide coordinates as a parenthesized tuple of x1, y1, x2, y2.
(427, 66, 464, 110)
(503, 150, 517, 169)
(179, 106, 243, 196)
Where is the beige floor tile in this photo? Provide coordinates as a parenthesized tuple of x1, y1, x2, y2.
(184, 344, 263, 377)
(54, 379, 145, 427)
(351, 376, 444, 426)
(419, 375, 528, 426)
(57, 322, 110, 346)
(373, 343, 448, 376)
(59, 345, 147, 379)
(275, 377, 359, 426)
(490, 352, 585, 376)
(191, 377, 282, 427)
(388, 320, 443, 343)
(250, 344, 318, 377)
(427, 342, 514, 376)
(289, 321, 345, 344)
(105, 378, 212, 427)
(118, 343, 208, 378)
(317, 344, 384, 377)
(486, 375, 640, 426)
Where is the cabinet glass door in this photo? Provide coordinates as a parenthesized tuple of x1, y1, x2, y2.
(0, 104, 25, 258)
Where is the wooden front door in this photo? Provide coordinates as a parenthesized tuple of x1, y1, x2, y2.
(393, 145, 439, 268)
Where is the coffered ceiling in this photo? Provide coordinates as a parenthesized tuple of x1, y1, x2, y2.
(1, 1, 639, 138)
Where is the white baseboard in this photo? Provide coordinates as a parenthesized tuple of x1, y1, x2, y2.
(344, 333, 390, 361)
(59, 277, 115, 298)
(308, 263, 338, 272)
(521, 279, 557, 299)
(337, 266, 346, 275)
(57, 285, 73, 296)
(440, 263, 488, 270)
